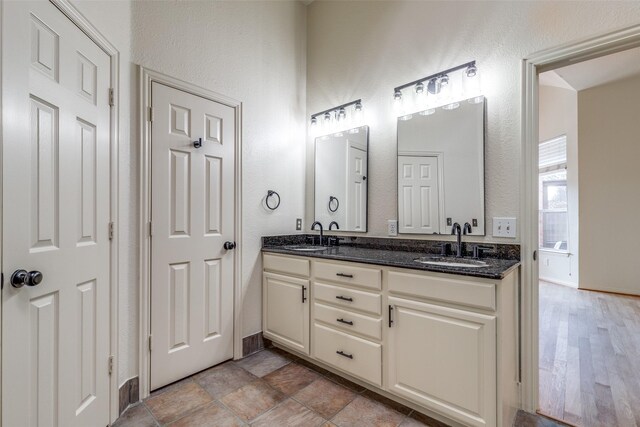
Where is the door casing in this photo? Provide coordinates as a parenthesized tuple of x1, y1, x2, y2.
(0, 0, 120, 424)
(520, 23, 640, 413)
(138, 66, 243, 399)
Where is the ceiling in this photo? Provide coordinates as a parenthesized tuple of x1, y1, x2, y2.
(540, 46, 640, 91)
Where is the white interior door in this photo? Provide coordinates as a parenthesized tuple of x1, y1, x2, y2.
(398, 156, 441, 234)
(150, 82, 235, 390)
(347, 144, 367, 231)
(2, 1, 112, 426)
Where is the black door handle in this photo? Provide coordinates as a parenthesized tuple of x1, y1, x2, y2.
(335, 295, 353, 302)
(11, 270, 43, 288)
(336, 318, 353, 326)
(223, 241, 236, 250)
(336, 273, 353, 278)
(193, 138, 202, 148)
(302, 286, 307, 303)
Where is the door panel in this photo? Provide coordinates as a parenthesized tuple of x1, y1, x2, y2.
(263, 272, 309, 354)
(150, 82, 235, 390)
(3, 1, 112, 426)
(398, 156, 441, 234)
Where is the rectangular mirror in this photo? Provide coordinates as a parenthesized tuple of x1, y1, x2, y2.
(314, 126, 369, 232)
(397, 98, 485, 235)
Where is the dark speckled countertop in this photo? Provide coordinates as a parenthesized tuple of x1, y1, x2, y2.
(262, 237, 520, 280)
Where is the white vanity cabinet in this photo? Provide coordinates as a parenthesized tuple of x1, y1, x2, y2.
(262, 254, 311, 354)
(386, 270, 498, 427)
(262, 252, 519, 427)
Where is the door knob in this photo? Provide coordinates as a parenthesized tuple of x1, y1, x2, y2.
(223, 241, 236, 250)
(10, 269, 43, 288)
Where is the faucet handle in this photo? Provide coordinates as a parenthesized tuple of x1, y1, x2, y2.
(435, 242, 452, 256)
(473, 245, 495, 259)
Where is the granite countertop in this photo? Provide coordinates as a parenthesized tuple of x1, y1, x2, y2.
(262, 244, 520, 280)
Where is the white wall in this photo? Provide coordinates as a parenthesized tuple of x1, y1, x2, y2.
(538, 84, 578, 286)
(578, 74, 640, 295)
(306, 1, 640, 244)
(72, 0, 307, 387)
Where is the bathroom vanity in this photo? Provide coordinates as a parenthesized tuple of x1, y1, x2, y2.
(261, 241, 520, 427)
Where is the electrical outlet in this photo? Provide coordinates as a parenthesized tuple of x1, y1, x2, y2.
(296, 218, 302, 231)
(492, 217, 516, 238)
(388, 220, 398, 237)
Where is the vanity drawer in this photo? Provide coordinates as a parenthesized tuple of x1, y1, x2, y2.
(388, 270, 496, 311)
(314, 302, 382, 341)
(313, 323, 382, 386)
(314, 282, 381, 316)
(314, 261, 381, 290)
(263, 253, 310, 277)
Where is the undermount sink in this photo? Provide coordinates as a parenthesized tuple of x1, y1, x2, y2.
(414, 256, 488, 268)
(284, 245, 329, 252)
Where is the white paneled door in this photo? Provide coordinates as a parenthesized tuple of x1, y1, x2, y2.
(2, 1, 112, 426)
(347, 144, 367, 231)
(398, 156, 441, 234)
(150, 83, 235, 390)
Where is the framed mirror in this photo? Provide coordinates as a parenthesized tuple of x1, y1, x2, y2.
(397, 98, 485, 235)
(314, 126, 369, 232)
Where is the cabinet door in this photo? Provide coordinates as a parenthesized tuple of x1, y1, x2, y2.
(263, 272, 310, 354)
(387, 297, 496, 427)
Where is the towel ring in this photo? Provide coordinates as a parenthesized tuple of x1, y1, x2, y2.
(328, 196, 339, 212)
(266, 190, 281, 211)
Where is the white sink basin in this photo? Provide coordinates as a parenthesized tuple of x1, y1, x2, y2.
(284, 245, 328, 252)
(414, 257, 488, 268)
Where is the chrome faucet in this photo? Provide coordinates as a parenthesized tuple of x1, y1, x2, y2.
(311, 221, 324, 246)
(328, 221, 340, 230)
(451, 222, 472, 257)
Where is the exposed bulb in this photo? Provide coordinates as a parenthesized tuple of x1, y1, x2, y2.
(439, 75, 449, 87)
(310, 116, 317, 127)
(337, 107, 346, 120)
(466, 64, 477, 78)
(393, 89, 402, 101)
(415, 82, 424, 94)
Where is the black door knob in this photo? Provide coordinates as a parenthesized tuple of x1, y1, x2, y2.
(223, 241, 236, 250)
(11, 269, 43, 288)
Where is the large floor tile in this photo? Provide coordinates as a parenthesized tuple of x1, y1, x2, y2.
(251, 398, 326, 427)
(263, 363, 320, 395)
(195, 362, 257, 399)
(168, 401, 244, 427)
(220, 379, 285, 422)
(362, 390, 413, 416)
(293, 377, 356, 419)
(332, 395, 406, 427)
(145, 381, 212, 425)
(234, 349, 291, 377)
(112, 404, 157, 427)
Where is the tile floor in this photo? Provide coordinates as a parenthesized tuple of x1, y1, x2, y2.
(113, 348, 450, 427)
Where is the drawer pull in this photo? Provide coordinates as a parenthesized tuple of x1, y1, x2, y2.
(336, 318, 354, 326)
(335, 295, 353, 302)
(302, 286, 307, 303)
(336, 273, 354, 278)
(388, 305, 394, 327)
(336, 350, 353, 359)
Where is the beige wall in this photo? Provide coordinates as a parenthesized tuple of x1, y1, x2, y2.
(72, 0, 307, 386)
(306, 1, 640, 243)
(578, 74, 640, 295)
(538, 84, 578, 286)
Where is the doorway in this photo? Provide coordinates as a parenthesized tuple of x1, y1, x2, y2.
(139, 68, 243, 396)
(523, 28, 640, 426)
(2, 0, 118, 425)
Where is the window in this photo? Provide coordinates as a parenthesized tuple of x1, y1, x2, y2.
(539, 136, 568, 251)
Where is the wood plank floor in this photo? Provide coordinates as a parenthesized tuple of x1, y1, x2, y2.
(538, 281, 640, 427)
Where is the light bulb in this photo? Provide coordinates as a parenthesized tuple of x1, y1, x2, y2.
(463, 65, 481, 99)
(353, 102, 364, 126)
(393, 90, 404, 115)
(310, 116, 317, 127)
(415, 82, 424, 94)
(337, 107, 346, 120)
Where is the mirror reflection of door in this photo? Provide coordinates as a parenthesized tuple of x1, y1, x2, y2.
(314, 126, 369, 232)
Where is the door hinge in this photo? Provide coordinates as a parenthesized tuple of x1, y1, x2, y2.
(109, 222, 115, 240)
(108, 355, 114, 376)
(148, 335, 152, 352)
(148, 106, 154, 122)
(108, 88, 114, 107)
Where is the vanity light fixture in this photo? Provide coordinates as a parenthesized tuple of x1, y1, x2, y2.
(392, 60, 480, 117)
(309, 99, 364, 134)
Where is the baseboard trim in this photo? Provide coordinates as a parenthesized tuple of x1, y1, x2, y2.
(242, 331, 265, 357)
(119, 376, 139, 415)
